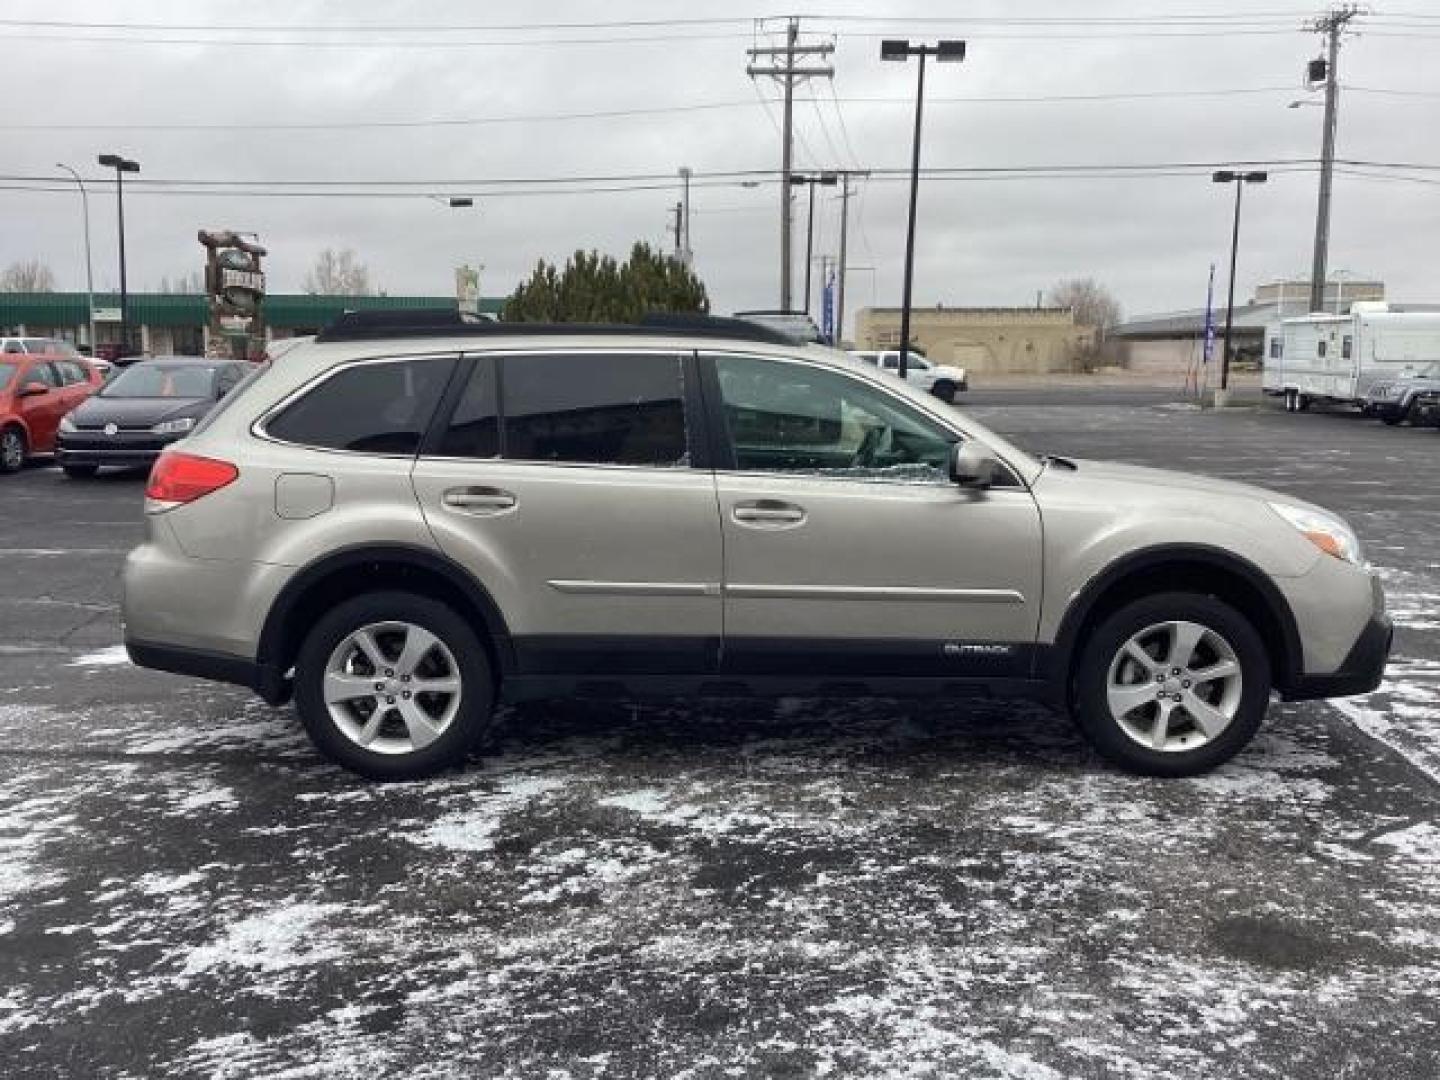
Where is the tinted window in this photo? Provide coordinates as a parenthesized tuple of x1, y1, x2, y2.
(190, 363, 271, 438)
(56, 360, 88, 385)
(216, 364, 245, 395)
(2, 342, 23, 355)
(713, 355, 954, 481)
(266, 357, 454, 454)
(501, 353, 686, 466)
(437, 359, 499, 458)
(1269, 338, 1282, 359)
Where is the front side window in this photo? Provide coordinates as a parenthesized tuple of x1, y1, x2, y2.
(712, 354, 955, 482)
(56, 360, 88, 385)
(265, 357, 454, 454)
(501, 352, 687, 466)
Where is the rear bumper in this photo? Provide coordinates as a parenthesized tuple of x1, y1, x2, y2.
(1281, 612, 1393, 701)
(125, 638, 290, 705)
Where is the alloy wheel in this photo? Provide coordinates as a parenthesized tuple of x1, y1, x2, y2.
(1, 430, 23, 471)
(322, 620, 463, 755)
(1105, 619, 1243, 753)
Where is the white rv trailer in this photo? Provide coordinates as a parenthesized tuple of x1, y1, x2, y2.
(1263, 302, 1440, 411)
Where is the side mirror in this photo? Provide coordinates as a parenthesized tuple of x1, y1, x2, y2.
(949, 441, 999, 489)
(17, 382, 49, 398)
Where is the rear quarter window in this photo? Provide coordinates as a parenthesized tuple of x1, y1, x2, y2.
(264, 357, 455, 454)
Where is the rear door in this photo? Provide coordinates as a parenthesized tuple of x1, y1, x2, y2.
(704, 351, 1043, 678)
(410, 350, 723, 676)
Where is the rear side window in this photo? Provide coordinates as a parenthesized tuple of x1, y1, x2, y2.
(56, 360, 88, 385)
(266, 357, 455, 454)
(500, 353, 687, 466)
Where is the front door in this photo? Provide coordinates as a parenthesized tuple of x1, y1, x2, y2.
(410, 350, 723, 676)
(705, 352, 1043, 677)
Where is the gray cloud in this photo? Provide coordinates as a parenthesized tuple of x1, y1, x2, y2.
(4, 0, 1437, 334)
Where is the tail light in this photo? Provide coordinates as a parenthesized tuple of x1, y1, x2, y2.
(145, 452, 239, 507)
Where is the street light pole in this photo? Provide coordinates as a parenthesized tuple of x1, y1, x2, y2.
(1212, 169, 1268, 402)
(881, 39, 964, 379)
(55, 163, 95, 353)
(788, 173, 838, 316)
(98, 153, 140, 356)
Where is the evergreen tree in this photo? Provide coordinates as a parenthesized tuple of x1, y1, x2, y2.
(503, 243, 709, 322)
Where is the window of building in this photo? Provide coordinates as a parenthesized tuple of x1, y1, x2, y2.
(1269, 338, 1282, 359)
(265, 357, 455, 454)
(1317, 340, 1328, 358)
(712, 354, 954, 481)
(1342, 335, 1353, 360)
(501, 352, 687, 467)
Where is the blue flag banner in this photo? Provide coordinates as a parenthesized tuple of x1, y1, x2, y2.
(822, 269, 836, 343)
(1202, 264, 1216, 367)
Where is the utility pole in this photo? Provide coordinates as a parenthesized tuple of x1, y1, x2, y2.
(1306, 5, 1361, 314)
(835, 170, 870, 348)
(678, 166, 693, 266)
(748, 17, 834, 311)
(668, 202, 684, 262)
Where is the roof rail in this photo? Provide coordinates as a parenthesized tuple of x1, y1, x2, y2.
(314, 308, 797, 345)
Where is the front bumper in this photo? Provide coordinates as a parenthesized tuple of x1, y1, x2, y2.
(57, 430, 180, 467)
(1364, 400, 1405, 420)
(1282, 612, 1393, 701)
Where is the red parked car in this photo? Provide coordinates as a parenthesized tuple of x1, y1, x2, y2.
(0, 354, 105, 473)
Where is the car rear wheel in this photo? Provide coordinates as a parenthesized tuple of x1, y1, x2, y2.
(62, 464, 99, 479)
(931, 380, 956, 404)
(1072, 592, 1270, 777)
(0, 427, 25, 473)
(294, 590, 494, 781)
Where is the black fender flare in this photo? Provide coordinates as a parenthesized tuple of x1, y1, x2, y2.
(255, 543, 514, 702)
(1040, 543, 1305, 693)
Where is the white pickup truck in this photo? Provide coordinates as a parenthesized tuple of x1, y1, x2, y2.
(849, 349, 969, 403)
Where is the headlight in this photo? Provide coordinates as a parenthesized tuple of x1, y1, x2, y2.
(1269, 502, 1363, 565)
(58, 415, 77, 433)
(152, 417, 196, 435)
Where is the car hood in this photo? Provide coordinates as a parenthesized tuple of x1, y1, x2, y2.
(1048, 458, 1310, 507)
(70, 396, 209, 426)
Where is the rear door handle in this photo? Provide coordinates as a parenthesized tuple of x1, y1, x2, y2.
(442, 486, 517, 513)
(732, 499, 806, 527)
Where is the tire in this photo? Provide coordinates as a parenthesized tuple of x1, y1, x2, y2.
(1071, 592, 1271, 777)
(293, 590, 495, 781)
(931, 380, 956, 404)
(0, 427, 25, 473)
(62, 464, 99, 479)
(1381, 413, 1401, 426)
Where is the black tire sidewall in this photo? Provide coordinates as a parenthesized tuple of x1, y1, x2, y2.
(294, 590, 494, 781)
(62, 465, 98, 479)
(0, 428, 24, 473)
(932, 381, 956, 404)
(1072, 592, 1271, 777)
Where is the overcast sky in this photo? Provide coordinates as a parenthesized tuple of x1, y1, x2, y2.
(4, 1, 1438, 334)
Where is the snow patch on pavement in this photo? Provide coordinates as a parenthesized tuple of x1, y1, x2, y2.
(67, 644, 130, 667)
(179, 901, 349, 976)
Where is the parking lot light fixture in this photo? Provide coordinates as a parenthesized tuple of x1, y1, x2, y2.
(880, 39, 965, 378)
(97, 154, 140, 356)
(1212, 169, 1268, 398)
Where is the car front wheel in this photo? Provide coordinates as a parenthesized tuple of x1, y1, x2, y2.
(1072, 592, 1270, 776)
(0, 427, 25, 473)
(293, 591, 494, 780)
(931, 380, 956, 404)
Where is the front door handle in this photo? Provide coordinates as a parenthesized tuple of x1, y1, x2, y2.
(732, 499, 806, 527)
(442, 486, 517, 513)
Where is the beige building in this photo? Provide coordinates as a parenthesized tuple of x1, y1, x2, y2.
(854, 306, 1094, 375)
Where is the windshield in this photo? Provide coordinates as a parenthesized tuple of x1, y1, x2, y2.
(0, 361, 16, 392)
(101, 364, 216, 399)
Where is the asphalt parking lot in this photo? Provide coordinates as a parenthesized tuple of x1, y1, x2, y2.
(2, 385, 1438, 1078)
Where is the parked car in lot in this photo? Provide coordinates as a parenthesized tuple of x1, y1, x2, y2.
(1, 336, 80, 357)
(56, 356, 251, 477)
(0, 354, 105, 472)
(122, 312, 1390, 782)
(850, 349, 969, 402)
(1363, 362, 1440, 426)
